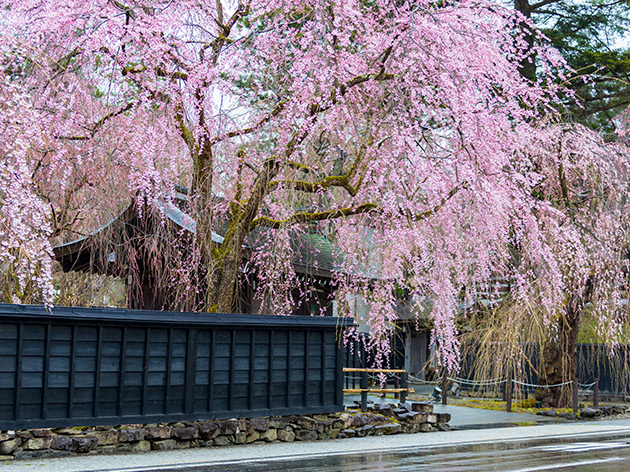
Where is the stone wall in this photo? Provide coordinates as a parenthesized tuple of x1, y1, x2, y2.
(0, 401, 450, 461)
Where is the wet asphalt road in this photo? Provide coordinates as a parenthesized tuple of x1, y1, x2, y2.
(187, 437, 630, 472)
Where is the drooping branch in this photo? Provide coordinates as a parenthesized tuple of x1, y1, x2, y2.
(210, 101, 286, 145)
(251, 183, 466, 229)
(55, 102, 135, 140)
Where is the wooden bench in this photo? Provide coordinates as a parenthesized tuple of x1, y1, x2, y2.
(343, 368, 413, 410)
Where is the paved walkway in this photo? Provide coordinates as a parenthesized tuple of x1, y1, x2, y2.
(5, 416, 630, 472)
(345, 393, 562, 428)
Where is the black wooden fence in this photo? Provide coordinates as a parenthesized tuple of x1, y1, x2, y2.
(458, 343, 630, 396)
(0, 304, 346, 429)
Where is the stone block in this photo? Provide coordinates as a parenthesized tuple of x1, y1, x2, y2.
(426, 414, 438, 424)
(419, 424, 433, 432)
(294, 430, 317, 441)
(31, 429, 52, 438)
(130, 441, 151, 452)
(213, 436, 231, 447)
(119, 428, 145, 442)
(198, 422, 219, 440)
(171, 427, 198, 440)
(72, 436, 98, 453)
(245, 431, 260, 444)
(376, 404, 394, 416)
(145, 427, 171, 440)
(218, 420, 239, 436)
(337, 429, 356, 439)
(50, 436, 73, 451)
(580, 407, 601, 417)
(175, 440, 191, 449)
(348, 414, 368, 428)
(269, 418, 288, 430)
(0, 439, 20, 454)
(233, 432, 246, 444)
(353, 425, 374, 437)
(22, 438, 52, 450)
(249, 418, 270, 431)
(113, 444, 131, 453)
(94, 430, 118, 446)
(373, 423, 402, 435)
(436, 413, 451, 423)
(152, 439, 177, 451)
(277, 428, 295, 442)
(411, 402, 434, 413)
(332, 420, 344, 429)
(260, 429, 277, 442)
(397, 412, 428, 424)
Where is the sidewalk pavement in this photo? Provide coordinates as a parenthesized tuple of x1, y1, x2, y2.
(345, 392, 563, 429)
(5, 414, 630, 472)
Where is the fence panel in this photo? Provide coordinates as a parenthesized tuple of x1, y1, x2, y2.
(0, 303, 345, 429)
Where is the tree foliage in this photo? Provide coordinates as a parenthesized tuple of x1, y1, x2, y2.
(1, 0, 628, 371)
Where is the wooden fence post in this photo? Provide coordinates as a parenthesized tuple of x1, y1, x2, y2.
(360, 370, 368, 412)
(441, 369, 448, 405)
(506, 375, 512, 412)
(593, 379, 599, 407)
(572, 378, 579, 414)
(400, 372, 408, 404)
(394, 376, 400, 400)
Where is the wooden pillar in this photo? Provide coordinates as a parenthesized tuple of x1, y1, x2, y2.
(441, 369, 448, 405)
(360, 370, 368, 412)
(506, 373, 513, 412)
(400, 372, 408, 404)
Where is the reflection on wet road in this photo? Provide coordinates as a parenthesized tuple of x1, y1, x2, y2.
(201, 438, 630, 472)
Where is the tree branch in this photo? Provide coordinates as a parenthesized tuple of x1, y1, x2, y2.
(55, 102, 135, 140)
(251, 203, 380, 229)
(252, 183, 465, 230)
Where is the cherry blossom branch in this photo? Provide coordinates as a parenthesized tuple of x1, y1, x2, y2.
(252, 182, 466, 229)
(55, 102, 135, 140)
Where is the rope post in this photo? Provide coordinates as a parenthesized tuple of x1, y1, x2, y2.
(400, 372, 408, 404)
(360, 370, 368, 412)
(593, 379, 599, 408)
(441, 369, 448, 405)
(506, 375, 512, 412)
(572, 378, 579, 415)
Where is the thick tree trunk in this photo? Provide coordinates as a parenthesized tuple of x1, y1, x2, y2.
(539, 304, 580, 407)
(538, 278, 593, 408)
(200, 158, 281, 313)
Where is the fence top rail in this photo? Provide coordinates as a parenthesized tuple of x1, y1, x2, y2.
(343, 368, 407, 373)
(0, 303, 352, 329)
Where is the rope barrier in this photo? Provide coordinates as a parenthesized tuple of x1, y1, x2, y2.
(512, 379, 574, 388)
(577, 381, 597, 389)
(345, 372, 597, 391)
(448, 377, 508, 386)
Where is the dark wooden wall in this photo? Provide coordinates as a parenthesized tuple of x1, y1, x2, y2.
(0, 304, 345, 429)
